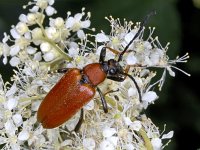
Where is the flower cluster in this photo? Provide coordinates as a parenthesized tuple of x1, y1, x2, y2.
(0, 0, 190, 149)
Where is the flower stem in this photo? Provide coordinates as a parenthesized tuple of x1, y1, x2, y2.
(138, 127, 153, 150)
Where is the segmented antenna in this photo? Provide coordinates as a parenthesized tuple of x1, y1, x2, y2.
(118, 10, 156, 62)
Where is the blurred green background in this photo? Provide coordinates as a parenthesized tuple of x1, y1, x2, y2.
(0, 0, 199, 149)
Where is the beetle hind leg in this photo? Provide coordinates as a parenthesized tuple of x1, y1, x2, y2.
(74, 109, 84, 132)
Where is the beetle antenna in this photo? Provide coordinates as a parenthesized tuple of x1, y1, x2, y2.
(118, 10, 156, 62)
(123, 73, 142, 102)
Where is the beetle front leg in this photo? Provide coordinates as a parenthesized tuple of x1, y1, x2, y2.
(97, 87, 108, 113)
(74, 108, 84, 132)
(48, 68, 69, 74)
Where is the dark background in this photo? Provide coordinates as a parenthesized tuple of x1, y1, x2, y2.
(0, 0, 199, 149)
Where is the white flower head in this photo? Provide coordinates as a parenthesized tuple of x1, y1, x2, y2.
(0, 1, 189, 150)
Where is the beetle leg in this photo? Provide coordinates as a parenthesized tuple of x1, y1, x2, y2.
(105, 46, 120, 55)
(56, 68, 69, 73)
(99, 47, 106, 63)
(107, 76, 125, 82)
(97, 87, 108, 113)
(74, 108, 84, 132)
(48, 68, 69, 74)
(104, 88, 119, 96)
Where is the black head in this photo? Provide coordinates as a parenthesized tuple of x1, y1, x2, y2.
(101, 59, 124, 76)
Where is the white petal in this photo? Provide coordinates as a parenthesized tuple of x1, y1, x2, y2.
(151, 138, 162, 150)
(126, 53, 137, 65)
(142, 91, 158, 103)
(123, 117, 132, 126)
(27, 46, 36, 54)
(99, 140, 114, 150)
(19, 14, 28, 23)
(43, 51, 55, 61)
(33, 52, 42, 61)
(162, 131, 174, 139)
(31, 100, 41, 111)
(144, 41, 152, 50)
(81, 20, 91, 28)
(125, 144, 135, 150)
(65, 17, 75, 28)
(40, 42, 51, 53)
(29, 6, 39, 13)
(103, 127, 117, 138)
(128, 87, 137, 97)
(130, 120, 142, 131)
(18, 130, 30, 141)
(3, 57, 7, 64)
(6, 83, 17, 97)
(10, 45, 20, 56)
(78, 29, 87, 39)
(7, 97, 18, 110)
(74, 13, 82, 21)
(107, 136, 118, 146)
(45, 6, 56, 16)
(95, 33, 109, 42)
(5, 120, 15, 136)
(12, 114, 22, 126)
(54, 17, 64, 28)
(77, 30, 85, 39)
(124, 32, 135, 43)
(16, 22, 28, 35)
(167, 66, 175, 77)
(68, 47, 79, 57)
(9, 56, 20, 66)
(84, 100, 94, 110)
(48, 0, 55, 5)
(10, 28, 20, 39)
(83, 138, 96, 149)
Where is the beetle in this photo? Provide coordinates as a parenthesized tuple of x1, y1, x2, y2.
(37, 11, 156, 131)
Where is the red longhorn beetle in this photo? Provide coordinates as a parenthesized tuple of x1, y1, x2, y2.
(37, 11, 156, 131)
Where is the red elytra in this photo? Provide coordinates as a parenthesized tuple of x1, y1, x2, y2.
(37, 64, 106, 128)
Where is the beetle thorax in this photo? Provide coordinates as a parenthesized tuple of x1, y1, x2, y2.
(82, 63, 106, 86)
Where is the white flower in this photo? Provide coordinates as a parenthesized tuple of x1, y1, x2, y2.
(65, 13, 91, 32)
(99, 140, 115, 150)
(126, 53, 137, 65)
(95, 33, 109, 42)
(84, 100, 94, 110)
(142, 91, 158, 103)
(18, 130, 30, 141)
(6, 83, 17, 97)
(45, 6, 56, 16)
(10, 56, 20, 67)
(12, 114, 23, 127)
(162, 131, 174, 139)
(130, 120, 142, 131)
(10, 28, 21, 39)
(15, 22, 29, 35)
(10, 45, 20, 56)
(151, 138, 162, 150)
(6, 97, 18, 110)
(83, 138, 96, 150)
(103, 127, 117, 138)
